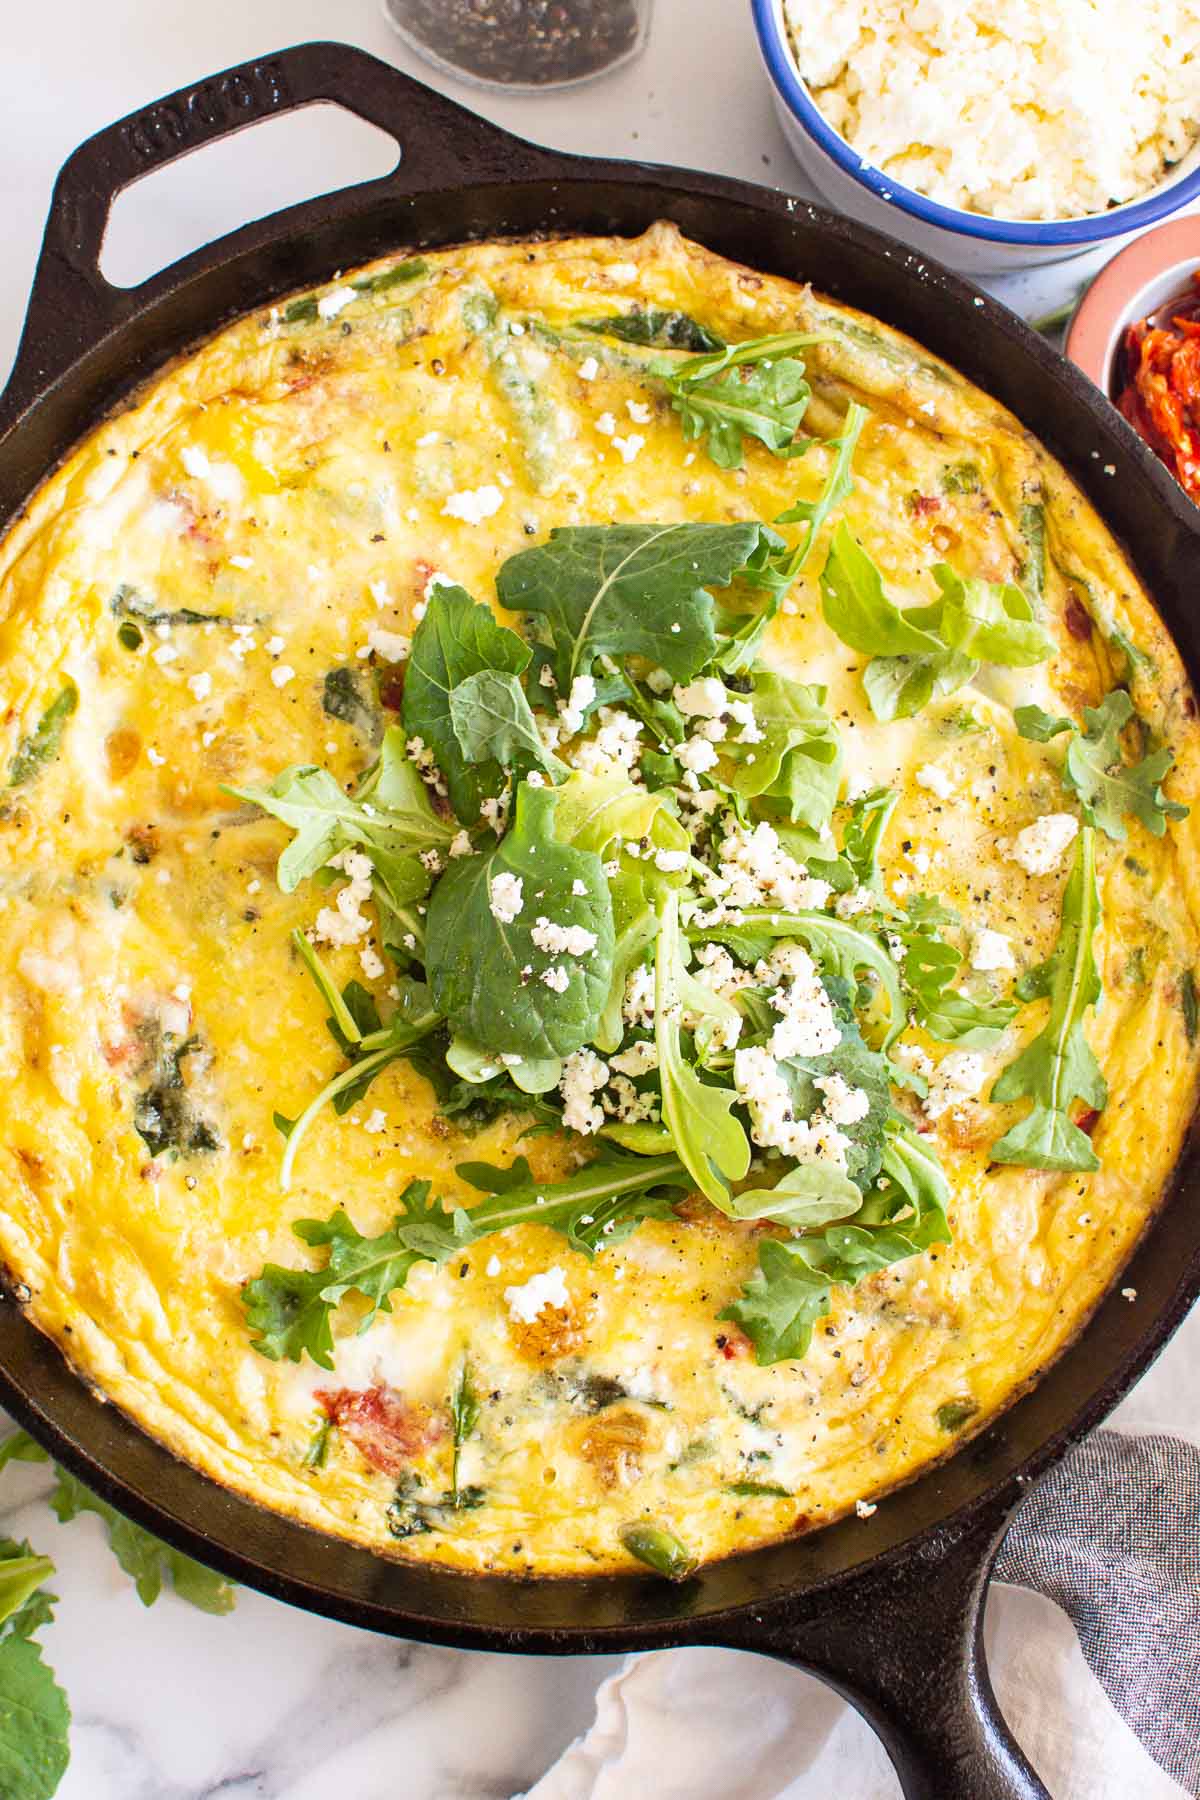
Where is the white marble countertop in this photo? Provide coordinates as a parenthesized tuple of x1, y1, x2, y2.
(1, 4, 1195, 1796)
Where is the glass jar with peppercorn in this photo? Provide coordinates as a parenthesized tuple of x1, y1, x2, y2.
(382, 0, 653, 92)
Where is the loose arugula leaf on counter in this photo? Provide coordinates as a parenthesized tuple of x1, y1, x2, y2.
(48, 1469, 235, 1615)
(579, 308, 724, 353)
(228, 725, 451, 894)
(8, 683, 77, 788)
(448, 669, 566, 783)
(0, 1637, 69, 1800)
(496, 521, 772, 690)
(0, 1544, 55, 1641)
(990, 826, 1106, 1172)
(425, 781, 615, 1060)
(244, 1153, 689, 1366)
(650, 330, 829, 468)
(655, 893, 751, 1206)
(401, 583, 531, 823)
(0, 1433, 47, 1475)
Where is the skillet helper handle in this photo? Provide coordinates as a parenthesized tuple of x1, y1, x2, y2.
(3, 40, 556, 425)
(724, 1505, 1048, 1800)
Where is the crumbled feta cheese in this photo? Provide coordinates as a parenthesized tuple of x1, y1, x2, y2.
(489, 872, 523, 923)
(363, 1109, 388, 1134)
(815, 1071, 871, 1125)
(270, 664, 295, 688)
(971, 927, 1015, 972)
(694, 943, 757, 1003)
(623, 963, 656, 1028)
(480, 791, 510, 833)
(595, 411, 617, 436)
(611, 433, 645, 464)
(367, 625, 411, 662)
(784, 0, 1200, 223)
(571, 878, 588, 897)
(924, 1050, 987, 1122)
(538, 664, 557, 689)
(449, 830, 474, 858)
(626, 399, 652, 424)
(915, 763, 954, 800)
(505, 1265, 570, 1323)
(603, 1074, 660, 1124)
(766, 944, 842, 1059)
(317, 285, 356, 319)
(673, 677, 728, 718)
(229, 553, 254, 571)
(894, 1041, 934, 1083)
(541, 964, 570, 993)
(654, 849, 689, 874)
(609, 1040, 660, 1077)
(558, 673, 596, 735)
(704, 820, 833, 916)
(573, 706, 643, 775)
(855, 1498, 878, 1520)
(265, 635, 286, 656)
(311, 849, 374, 947)
(531, 917, 598, 957)
(360, 944, 385, 981)
(486, 1254, 502, 1278)
(578, 355, 599, 381)
(1006, 813, 1079, 876)
(676, 734, 720, 775)
(151, 642, 179, 666)
(836, 886, 876, 919)
(442, 484, 504, 525)
(733, 1045, 851, 1165)
(187, 673, 212, 702)
(645, 667, 673, 695)
(419, 848, 444, 874)
(559, 1048, 609, 1135)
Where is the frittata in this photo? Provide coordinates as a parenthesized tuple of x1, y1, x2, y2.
(0, 223, 1196, 1577)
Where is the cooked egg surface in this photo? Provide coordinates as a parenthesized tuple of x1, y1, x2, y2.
(0, 223, 1196, 1576)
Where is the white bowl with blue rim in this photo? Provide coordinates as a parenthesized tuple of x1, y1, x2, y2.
(751, 0, 1200, 276)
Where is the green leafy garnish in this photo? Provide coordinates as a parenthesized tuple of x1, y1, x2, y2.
(0, 1638, 69, 1800)
(49, 1467, 235, 1614)
(722, 672, 843, 834)
(425, 781, 614, 1060)
(1067, 692, 1185, 841)
(774, 401, 869, 568)
(897, 895, 1016, 1048)
(650, 330, 827, 468)
(654, 893, 750, 1206)
(820, 525, 1051, 721)
(990, 827, 1106, 1171)
(9, 684, 77, 788)
(496, 521, 772, 690)
(244, 1154, 688, 1366)
(448, 669, 566, 784)
(579, 308, 723, 353)
(401, 582, 531, 824)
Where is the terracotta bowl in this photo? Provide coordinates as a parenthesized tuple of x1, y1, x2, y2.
(1066, 213, 1200, 396)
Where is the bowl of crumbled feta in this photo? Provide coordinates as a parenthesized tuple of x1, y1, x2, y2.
(752, 0, 1200, 273)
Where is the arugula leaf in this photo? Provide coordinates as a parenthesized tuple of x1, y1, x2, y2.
(723, 672, 843, 834)
(449, 1359, 481, 1504)
(896, 897, 1017, 1048)
(840, 788, 897, 893)
(401, 583, 531, 823)
(692, 910, 906, 1049)
(448, 669, 565, 783)
(579, 308, 723, 352)
(425, 781, 615, 1060)
(650, 330, 827, 468)
(718, 1161, 862, 1228)
(9, 683, 77, 788)
(777, 1009, 893, 1187)
(933, 565, 1055, 666)
(1014, 704, 1073, 742)
(1064, 691, 1188, 841)
(244, 1152, 689, 1365)
(0, 1434, 47, 1474)
(0, 1637, 69, 1800)
(49, 1467, 235, 1614)
(0, 1545, 55, 1641)
(722, 1115, 950, 1364)
(990, 826, 1106, 1171)
(654, 894, 750, 1204)
(228, 725, 450, 893)
(496, 521, 771, 690)
(821, 529, 1051, 720)
(773, 401, 870, 567)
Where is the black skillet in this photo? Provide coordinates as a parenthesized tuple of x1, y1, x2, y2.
(2, 41, 1199, 1800)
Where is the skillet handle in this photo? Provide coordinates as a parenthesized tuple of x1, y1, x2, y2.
(717, 1503, 1048, 1799)
(1, 39, 557, 428)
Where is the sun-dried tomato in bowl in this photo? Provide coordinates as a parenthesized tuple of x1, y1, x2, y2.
(1116, 273, 1200, 502)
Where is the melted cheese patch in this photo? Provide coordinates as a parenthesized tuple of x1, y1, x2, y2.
(0, 225, 1197, 1575)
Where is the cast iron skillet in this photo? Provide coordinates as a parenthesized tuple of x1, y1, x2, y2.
(2, 41, 1199, 1800)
